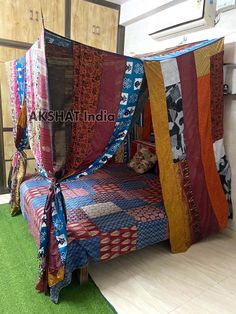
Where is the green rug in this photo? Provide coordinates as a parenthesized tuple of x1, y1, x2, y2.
(0, 203, 116, 314)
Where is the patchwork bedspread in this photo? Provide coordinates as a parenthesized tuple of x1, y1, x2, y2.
(20, 164, 168, 301)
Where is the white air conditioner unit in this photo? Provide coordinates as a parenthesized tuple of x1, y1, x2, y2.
(149, 0, 217, 41)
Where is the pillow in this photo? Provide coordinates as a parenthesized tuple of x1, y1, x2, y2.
(128, 147, 157, 174)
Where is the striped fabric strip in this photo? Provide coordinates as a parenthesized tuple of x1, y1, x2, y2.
(194, 39, 228, 229)
(144, 60, 191, 252)
(177, 52, 219, 239)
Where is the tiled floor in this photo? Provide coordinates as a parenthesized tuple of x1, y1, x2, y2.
(90, 233, 236, 314)
(0, 193, 10, 204)
(1, 193, 235, 313)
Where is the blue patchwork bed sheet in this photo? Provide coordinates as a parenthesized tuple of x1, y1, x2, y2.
(20, 163, 169, 302)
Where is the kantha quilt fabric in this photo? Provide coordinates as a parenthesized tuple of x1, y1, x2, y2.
(7, 30, 146, 181)
(6, 56, 29, 215)
(6, 29, 147, 293)
(144, 38, 232, 252)
(20, 163, 168, 303)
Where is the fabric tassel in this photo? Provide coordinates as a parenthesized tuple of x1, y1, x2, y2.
(8, 150, 27, 216)
(8, 96, 28, 216)
(15, 99, 27, 148)
(36, 182, 68, 293)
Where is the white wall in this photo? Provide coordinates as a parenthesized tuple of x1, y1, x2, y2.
(123, 5, 236, 55)
(123, 2, 236, 233)
(120, 0, 186, 26)
(224, 95, 236, 233)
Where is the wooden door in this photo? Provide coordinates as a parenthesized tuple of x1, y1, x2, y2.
(0, 0, 65, 43)
(71, 0, 118, 52)
(40, 0, 65, 38)
(0, 46, 36, 192)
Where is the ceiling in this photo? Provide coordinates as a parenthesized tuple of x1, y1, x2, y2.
(105, 0, 129, 5)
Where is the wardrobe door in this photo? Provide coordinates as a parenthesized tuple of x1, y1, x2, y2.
(0, 0, 65, 43)
(0, 0, 33, 42)
(0, 46, 36, 192)
(71, 0, 118, 52)
(38, 0, 65, 37)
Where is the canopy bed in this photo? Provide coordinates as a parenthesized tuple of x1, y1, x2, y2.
(6, 29, 232, 303)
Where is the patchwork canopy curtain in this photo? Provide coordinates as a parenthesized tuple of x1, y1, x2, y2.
(6, 29, 146, 292)
(143, 38, 232, 252)
(6, 31, 232, 295)
(6, 56, 29, 216)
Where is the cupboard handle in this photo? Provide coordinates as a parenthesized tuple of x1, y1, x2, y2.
(92, 25, 96, 33)
(96, 26, 100, 35)
(29, 10, 33, 20)
(35, 10, 39, 22)
(92, 25, 100, 35)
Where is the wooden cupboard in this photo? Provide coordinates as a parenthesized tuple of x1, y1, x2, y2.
(71, 0, 119, 52)
(0, 0, 65, 43)
(0, 0, 119, 51)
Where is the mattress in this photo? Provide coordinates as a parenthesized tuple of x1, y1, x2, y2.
(20, 163, 168, 302)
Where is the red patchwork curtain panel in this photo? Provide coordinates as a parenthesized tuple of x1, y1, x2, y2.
(144, 38, 232, 252)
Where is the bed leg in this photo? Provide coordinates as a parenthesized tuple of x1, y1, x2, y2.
(76, 265, 88, 285)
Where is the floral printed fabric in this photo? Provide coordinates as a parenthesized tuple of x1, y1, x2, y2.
(36, 183, 68, 292)
(128, 147, 157, 174)
(6, 53, 29, 215)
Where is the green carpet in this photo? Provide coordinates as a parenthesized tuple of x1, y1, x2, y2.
(0, 203, 116, 314)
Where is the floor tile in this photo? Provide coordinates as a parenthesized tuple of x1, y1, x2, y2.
(90, 234, 236, 314)
(172, 284, 236, 314)
(0, 194, 10, 205)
